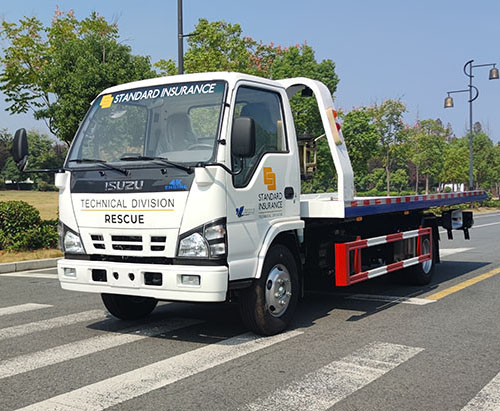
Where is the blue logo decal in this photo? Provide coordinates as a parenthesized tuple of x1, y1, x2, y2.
(236, 206, 244, 218)
(165, 179, 187, 191)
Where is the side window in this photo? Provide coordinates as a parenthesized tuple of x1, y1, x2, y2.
(232, 87, 287, 187)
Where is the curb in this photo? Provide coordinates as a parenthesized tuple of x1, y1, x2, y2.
(0, 258, 61, 274)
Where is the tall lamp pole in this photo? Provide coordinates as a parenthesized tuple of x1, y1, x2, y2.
(444, 60, 499, 190)
(177, 0, 184, 74)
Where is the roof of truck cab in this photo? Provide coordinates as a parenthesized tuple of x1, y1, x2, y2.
(96, 72, 284, 98)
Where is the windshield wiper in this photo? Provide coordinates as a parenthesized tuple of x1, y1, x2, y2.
(119, 155, 193, 174)
(68, 158, 129, 176)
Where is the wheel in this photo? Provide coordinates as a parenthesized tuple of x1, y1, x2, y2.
(101, 294, 158, 320)
(239, 244, 299, 336)
(405, 237, 435, 285)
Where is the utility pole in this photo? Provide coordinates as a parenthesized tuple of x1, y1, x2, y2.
(177, 0, 184, 74)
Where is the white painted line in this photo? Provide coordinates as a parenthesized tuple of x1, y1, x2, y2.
(18, 330, 302, 411)
(346, 294, 435, 305)
(0, 303, 52, 317)
(474, 222, 500, 229)
(439, 221, 500, 236)
(462, 371, 500, 410)
(246, 342, 423, 411)
(0, 310, 105, 341)
(439, 248, 473, 258)
(474, 212, 500, 218)
(0, 318, 202, 379)
(1, 272, 57, 279)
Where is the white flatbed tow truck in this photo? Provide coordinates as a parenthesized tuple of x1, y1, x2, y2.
(12, 72, 485, 335)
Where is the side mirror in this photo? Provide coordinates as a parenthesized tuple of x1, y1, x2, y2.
(11, 128, 29, 171)
(231, 117, 255, 158)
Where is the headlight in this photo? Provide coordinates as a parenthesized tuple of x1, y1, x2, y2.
(177, 218, 227, 259)
(178, 232, 209, 257)
(63, 227, 86, 254)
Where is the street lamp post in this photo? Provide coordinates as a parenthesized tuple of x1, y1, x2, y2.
(444, 60, 499, 190)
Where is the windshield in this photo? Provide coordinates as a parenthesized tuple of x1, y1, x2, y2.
(67, 81, 226, 168)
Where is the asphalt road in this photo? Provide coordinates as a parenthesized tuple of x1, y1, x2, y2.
(1, 212, 500, 410)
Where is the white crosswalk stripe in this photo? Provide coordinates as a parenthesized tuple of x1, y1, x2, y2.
(245, 342, 424, 411)
(0, 303, 52, 317)
(1, 272, 58, 279)
(18, 330, 303, 411)
(462, 371, 500, 411)
(0, 310, 105, 341)
(0, 317, 202, 379)
(439, 248, 473, 258)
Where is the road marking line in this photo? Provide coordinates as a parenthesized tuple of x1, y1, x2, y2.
(474, 212, 500, 218)
(346, 294, 435, 305)
(439, 221, 500, 235)
(1, 273, 57, 279)
(462, 371, 500, 410)
(474, 222, 500, 229)
(426, 266, 500, 301)
(245, 342, 423, 411)
(18, 330, 302, 411)
(0, 303, 52, 317)
(439, 248, 473, 258)
(0, 310, 105, 341)
(0, 318, 202, 379)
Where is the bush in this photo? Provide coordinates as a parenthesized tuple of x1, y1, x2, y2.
(0, 201, 41, 238)
(0, 201, 58, 251)
(36, 181, 58, 191)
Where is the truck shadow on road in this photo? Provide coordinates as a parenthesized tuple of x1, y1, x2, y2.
(84, 259, 490, 339)
(298, 259, 490, 324)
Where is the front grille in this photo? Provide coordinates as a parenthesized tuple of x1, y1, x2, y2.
(89, 233, 168, 254)
(112, 244, 143, 251)
(150, 235, 166, 252)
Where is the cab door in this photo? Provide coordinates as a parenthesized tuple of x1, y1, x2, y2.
(226, 83, 300, 281)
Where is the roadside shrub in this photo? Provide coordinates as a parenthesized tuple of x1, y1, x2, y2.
(0, 201, 41, 238)
(0, 201, 58, 251)
(36, 181, 58, 191)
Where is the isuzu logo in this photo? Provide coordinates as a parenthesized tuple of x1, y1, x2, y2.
(104, 180, 144, 191)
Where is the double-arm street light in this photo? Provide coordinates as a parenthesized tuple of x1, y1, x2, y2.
(444, 60, 499, 190)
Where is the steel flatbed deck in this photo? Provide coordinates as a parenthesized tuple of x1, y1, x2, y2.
(300, 190, 487, 219)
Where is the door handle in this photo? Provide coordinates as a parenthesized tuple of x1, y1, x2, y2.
(284, 187, 294, 199)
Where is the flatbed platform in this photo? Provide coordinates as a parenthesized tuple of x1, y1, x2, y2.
(300, 190, 487, 219)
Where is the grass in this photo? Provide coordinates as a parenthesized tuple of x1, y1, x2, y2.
(0, 249, 62, 263)
(0, 190, 59, 220)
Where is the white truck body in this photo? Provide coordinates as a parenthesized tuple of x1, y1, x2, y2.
(42, 71, 483, 335)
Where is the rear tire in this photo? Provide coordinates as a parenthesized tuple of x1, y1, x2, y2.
(101, 294, 158, 320)
(239, 244, 299, 336)
(406, 237, 434, 285)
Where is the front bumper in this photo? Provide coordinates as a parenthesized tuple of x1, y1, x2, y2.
(57, 259, 228, 302)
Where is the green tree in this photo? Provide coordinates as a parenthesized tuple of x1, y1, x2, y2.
(0, 8, 155, 145)
(410, 119, 446, 194)
(0, 129, 12, 173)
(340, 108, 379, 190)
(440, 139, 468, 186)
(493, 143, 500, 197)
(184, 18, 275, 76)
(472, 131, 495, 189)
(369, 100, 407, 195)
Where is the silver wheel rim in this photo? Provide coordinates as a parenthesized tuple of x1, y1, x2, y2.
(421, 238, 432, 274)
(265, 264, 292, 317)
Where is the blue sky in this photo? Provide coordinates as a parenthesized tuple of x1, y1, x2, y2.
(1, 0, 499, 142)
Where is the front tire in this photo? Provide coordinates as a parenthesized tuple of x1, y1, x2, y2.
(239, 244, 299, 336)
(101, 294, 158, 320)
(406, 237, 435, 285)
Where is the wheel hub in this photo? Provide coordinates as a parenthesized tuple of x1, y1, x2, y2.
(265, 264, 292, 317)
